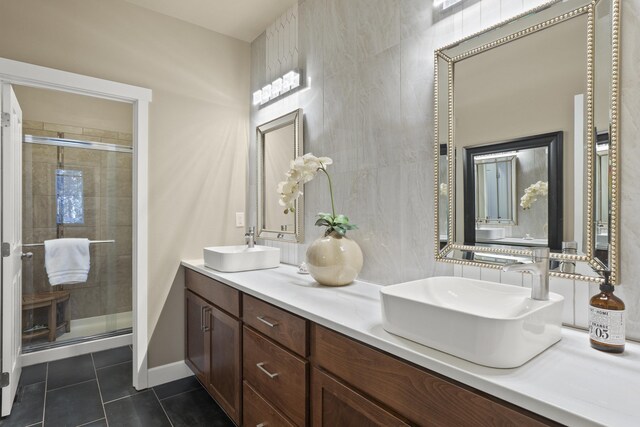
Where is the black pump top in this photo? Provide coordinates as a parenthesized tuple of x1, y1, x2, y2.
(598, 270, 614, 292)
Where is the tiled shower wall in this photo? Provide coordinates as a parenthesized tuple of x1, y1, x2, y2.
(250, 0, 640, 340)
(22, 120, 133, 322)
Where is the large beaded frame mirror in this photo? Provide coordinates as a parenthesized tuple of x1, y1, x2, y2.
(433, 0, 620, 284)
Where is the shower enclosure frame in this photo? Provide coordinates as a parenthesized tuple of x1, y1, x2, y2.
(0, 57, 151, 390)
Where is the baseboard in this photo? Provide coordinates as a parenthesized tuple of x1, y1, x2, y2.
(147, 360, 193, 388)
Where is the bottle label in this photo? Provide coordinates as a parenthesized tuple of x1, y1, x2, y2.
(589, 307, 625, 346)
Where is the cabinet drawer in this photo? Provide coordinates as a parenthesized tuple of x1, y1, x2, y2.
(243, 381, 295, 427)
(243, 326, 308, 426)
(185, 268, 240, 317)
(243, 294, 308, 356)
(311, 325, 554, 427)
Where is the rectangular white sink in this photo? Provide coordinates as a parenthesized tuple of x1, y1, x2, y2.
(476, 227, 505, 239)
(380, 277, 563, 368)
(203, 245, 280, 272)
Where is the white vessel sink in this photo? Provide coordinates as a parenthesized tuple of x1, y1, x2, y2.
(203, 245, 280, 272)
(380, 277, 564, 368)
(476, 227, 505, 239)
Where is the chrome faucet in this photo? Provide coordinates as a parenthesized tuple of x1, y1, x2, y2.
(502, 247, 550, 301)
(245, 226, 256, 248)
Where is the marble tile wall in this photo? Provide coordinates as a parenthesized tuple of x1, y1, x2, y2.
(250, 0, 640, 340)
(22, 121, 132, 322)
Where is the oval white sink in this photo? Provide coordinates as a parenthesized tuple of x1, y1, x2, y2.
(203, 245, 280, 272)
(380, 277, 564, 368)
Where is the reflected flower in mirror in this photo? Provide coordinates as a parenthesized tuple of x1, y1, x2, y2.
(520, 180, 548, 210)
(439, 183, 448, 197)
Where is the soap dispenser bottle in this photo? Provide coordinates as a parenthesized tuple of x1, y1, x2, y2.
(589, 270, 625, 353)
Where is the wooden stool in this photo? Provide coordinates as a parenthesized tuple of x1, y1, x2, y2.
(22, 290, 71, 342)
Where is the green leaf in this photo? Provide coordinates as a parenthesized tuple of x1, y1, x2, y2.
(317, 213, 334, 223)
(333, 214, 349, 224)
(315, 218, 331, 227)
(334, 226, 346, 236)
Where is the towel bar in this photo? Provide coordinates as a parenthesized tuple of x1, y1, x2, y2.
(22, 239, 115, 248)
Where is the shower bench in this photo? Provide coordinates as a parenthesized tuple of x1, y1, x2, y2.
(22, 290, 71, 342)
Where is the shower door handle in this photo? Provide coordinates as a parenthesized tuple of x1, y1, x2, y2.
(21, 252, 33, 260)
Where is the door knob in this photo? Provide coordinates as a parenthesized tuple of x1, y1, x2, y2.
(21, 252, 33, 259)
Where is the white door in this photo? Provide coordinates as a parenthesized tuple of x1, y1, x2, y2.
(1, 83, 23, 416)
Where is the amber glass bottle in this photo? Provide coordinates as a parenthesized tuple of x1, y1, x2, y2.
(589, 271, 625, 353)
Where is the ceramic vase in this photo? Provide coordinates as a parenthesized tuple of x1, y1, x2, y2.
(306, 231, 363, 286)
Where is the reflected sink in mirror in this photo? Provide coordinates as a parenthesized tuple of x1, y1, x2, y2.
(380, 277, 564, 368)
(203, 245, 280, 272)
(475, 227, 505, 240)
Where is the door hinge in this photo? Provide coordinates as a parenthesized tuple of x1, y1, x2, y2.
(0, 372, 9, 388)
(1, 112, 10, 127)
(2, 242, 10, 257)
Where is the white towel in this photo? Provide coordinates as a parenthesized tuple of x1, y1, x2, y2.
(44, 238, 90, 285)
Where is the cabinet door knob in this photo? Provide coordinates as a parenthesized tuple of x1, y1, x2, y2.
(256, 362, 279, 379)
(21, 252, 33, 259)
(256, 316, 278, 328)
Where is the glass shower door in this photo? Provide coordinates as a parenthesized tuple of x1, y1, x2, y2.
(21, 137, 132, 352)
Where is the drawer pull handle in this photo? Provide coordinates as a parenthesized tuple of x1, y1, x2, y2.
(256, 316, 278, 328)
(256, 424, 267, 427)
(256, 362, 279, 379)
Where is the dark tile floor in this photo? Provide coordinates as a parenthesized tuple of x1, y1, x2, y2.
(0, 346, 234, 427)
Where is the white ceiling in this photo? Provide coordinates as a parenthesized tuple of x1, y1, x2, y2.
(122, 0, 297, 43)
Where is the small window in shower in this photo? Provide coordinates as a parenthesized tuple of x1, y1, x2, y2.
(56, 169, 84, 224)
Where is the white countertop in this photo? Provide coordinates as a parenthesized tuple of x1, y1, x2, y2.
(182, 260, 640, 427)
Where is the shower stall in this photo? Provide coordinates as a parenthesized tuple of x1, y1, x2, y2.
(21, 127, 133, 353)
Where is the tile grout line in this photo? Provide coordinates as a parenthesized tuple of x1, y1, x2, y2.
(94, 359, 133, 372)
(152, 388, 174, 427)
(46, 377, 97, 393)
(157, 386, 201, 402)
(41, 362, 49, 425)
(101, 389, 146, 406)
(90, 353, 110, 427)
(75, 417, 107, 427)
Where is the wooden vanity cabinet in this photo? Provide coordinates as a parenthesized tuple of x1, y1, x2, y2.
(311, 325, 558, 427)
(184, 267, 559, 427)
(185, 269, 241, 425)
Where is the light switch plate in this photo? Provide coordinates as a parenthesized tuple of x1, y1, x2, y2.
(235, 212, 245, 227)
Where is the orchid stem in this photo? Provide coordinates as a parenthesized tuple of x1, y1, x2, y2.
(320, 167, 336, 218)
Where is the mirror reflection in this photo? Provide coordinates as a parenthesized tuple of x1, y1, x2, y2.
(435, 0, 620, 281)
(257, 109, 303, 243)
(463, 133, 562, 249)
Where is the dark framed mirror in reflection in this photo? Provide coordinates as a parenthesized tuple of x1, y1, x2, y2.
(433, 0, 620, 283)
(463, 132, 563, 250)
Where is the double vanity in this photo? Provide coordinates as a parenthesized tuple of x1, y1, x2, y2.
(182, 260, 640, 426)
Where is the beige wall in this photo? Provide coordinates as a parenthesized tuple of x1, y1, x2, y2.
(0, 0, 250, 367)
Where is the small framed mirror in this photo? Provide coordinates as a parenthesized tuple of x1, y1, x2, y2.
(257, 109, 303, 243)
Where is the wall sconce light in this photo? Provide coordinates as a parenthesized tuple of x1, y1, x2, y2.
(433, 0, 462, 10)
(252, 69, 302, 107)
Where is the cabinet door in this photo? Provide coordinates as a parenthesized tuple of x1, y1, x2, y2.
(185, 290, 210, 384)
(311, 368, 409, 427)
(208, 306, 242, 425)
